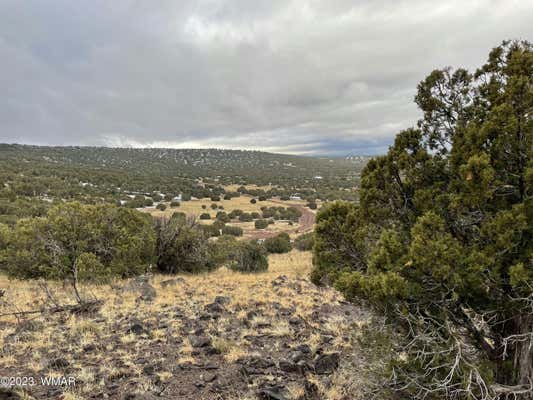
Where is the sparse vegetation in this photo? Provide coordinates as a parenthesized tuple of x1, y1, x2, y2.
(264, 232, 292, 254)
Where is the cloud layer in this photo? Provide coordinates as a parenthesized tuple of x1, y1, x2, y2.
(0, 0, 531, 155)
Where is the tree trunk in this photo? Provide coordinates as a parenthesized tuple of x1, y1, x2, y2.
(514, 314, 533, 388)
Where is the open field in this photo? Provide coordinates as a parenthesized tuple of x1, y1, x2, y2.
(146, 196, 308, 219)
(222, 184, 278, 192)
(0, 251, 371, 400)
(143, 195, 316, 239)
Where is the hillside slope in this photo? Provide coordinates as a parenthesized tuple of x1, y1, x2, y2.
(0, 251, 372, 400)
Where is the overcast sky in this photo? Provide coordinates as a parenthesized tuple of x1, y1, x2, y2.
(0, 0, 531, 155)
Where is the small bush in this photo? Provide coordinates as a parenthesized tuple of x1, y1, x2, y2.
(307, 202, 317, 210)
(250, 198, 257, 204)
(230, 241, 268, 273)
(156, 203, 167, 211)
(239, 213, 253, 222)
(264, 232, 292, 254)
(170, 201, 180, 207)
(211, 203, 218, 210)
(199, 213, 211, 220)
(255, 219, 269, 229)
(202, 224, 220, 237)
(201, 205, 207, 209)
(258, 196, 267, 201)
(216, 211, 230, 223)
(1, 202, 156, 281)
(228, 209, 243, 219)
(221, 225, 243, 237)
(294, 232, 314, 251)
(156, 217, 217, 273)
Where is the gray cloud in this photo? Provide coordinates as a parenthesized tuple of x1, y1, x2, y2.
(0, 0, 531, 155)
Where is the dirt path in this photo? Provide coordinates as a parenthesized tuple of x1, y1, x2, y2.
(244, 202, 316, 239)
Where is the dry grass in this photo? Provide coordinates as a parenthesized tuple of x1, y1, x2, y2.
(0, 250, 368, 399)
(144, 195, 286, 219)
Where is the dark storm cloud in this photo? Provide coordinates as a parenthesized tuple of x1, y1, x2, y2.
(0, 0, 531, 155)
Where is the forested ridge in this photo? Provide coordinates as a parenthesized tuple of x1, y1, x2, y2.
(0, 145, 366, 224)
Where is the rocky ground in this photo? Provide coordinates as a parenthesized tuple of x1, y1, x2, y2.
(0, 252, 371, 400)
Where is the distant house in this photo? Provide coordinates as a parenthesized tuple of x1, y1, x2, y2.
(289, 193, 302, 201)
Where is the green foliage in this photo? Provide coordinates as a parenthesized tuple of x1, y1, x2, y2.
(312, 41, 533, 397)
(199, 213, 211, 220)
(156, 216, 218, 273)
(263, 232, 292, 254)
(261, 206, 302, 221)
(156, 203, 167, 211)
(221, 225, 243, 237)
(238, 212, 253, 222)
(228, 209, 243, 219)
(254, 219, 268, 229)
(170, 201, 180, 207)
(229, 240, 268, 273)
(250, 198, 257, 204)
(307, 201, 317, 210)
(0, 202, 156, 281)
(216, 211, 230, 223)
(294, 232, 314, 251)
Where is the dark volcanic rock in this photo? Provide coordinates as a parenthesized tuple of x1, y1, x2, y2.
(123, 393, 159, 400)
(127, 322, 146, 335)
(214, 295, 230, 305)
(258, 385, 288, 400)
(293, 344, 312, 354)
(288, 350, 305, 363)
(138, 282, 157, 301)
(246, 356, 275, 369)
(189, 335, 212, 348)
(47, 357, 70, 370)
(0, 388, 23, 399)
(314, 352, 340, 374)
(205, 302, 225, 314)
(279, 359, 299, 373)
(301, 380, 320, 400)
(202, 372, 217, 383)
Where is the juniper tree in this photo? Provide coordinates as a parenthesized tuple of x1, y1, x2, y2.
(313, 41, 532, 398)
